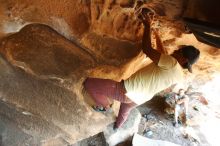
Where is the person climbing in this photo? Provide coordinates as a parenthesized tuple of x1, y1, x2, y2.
(173, 89, 189, 127)
(83, 8, 200, 129)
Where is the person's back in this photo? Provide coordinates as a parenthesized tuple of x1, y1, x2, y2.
(125, 54, 184, 105)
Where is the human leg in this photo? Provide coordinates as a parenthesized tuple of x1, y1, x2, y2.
(84, 78, 131, 106)
(84, 78, 136, 128)
(115, 102, 137, 128)
(104, 80, 137, 128)
(174, 104, 180, 127)
(183, 98, 189, 116)
(84, 78, 114, 107)
(183, 99, 189, 124)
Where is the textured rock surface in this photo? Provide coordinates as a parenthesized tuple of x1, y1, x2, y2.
(0, 53, 117, 145)
(0, 24, 121, 145)
(0, 24, 95, 79)
(0, 0, 220, 145)
(184, 0, 220, 25)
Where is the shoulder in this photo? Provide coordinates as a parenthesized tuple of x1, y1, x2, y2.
(159, 54, 177, 63)
(158, 54, 178, 69)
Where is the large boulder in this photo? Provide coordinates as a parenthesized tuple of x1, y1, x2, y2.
(0, 24, 120, 145)
(0, 0, 220, 145)
(0, 53, 117, 145)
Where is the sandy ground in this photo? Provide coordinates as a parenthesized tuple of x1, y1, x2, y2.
(74, 94, 217, 146)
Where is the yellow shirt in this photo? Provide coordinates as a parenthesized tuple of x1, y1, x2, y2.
(124, 54, 184, 105)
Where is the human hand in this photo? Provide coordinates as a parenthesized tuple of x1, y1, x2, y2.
(139, 8, 154, 27)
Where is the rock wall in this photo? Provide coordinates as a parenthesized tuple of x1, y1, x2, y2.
(0, 0, 191, 80)
(184, 0, 220, 25)
(0, 0, 220, 145)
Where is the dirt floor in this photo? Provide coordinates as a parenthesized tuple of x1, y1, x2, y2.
(137, 96, 198, 146)
(74, 95, 206, 146)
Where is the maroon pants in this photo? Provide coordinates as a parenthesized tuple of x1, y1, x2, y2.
(84, 77, 136, 128)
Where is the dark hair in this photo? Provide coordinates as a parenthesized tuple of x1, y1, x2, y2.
(181, 45, 200, 65)
(177, 45, 200, 72)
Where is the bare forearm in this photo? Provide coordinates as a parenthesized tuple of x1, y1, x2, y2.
(140, 12, 161, 64)
(141, 25, 161, 64)
(142, 25, 152, 54)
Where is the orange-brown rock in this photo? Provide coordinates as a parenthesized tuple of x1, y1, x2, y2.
(0, 0, 220, 145)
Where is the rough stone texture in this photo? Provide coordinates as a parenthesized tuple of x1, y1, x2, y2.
(103, 109, 141, 146)
(0, 0, 220, 145)
(72, 132, 107, 146)
(184, 0, 220, 25)
(0, 30, 119, 145)
(0, 24, 95, 80)
(0, 0, 187, 41)
(0, 0, 192, 82)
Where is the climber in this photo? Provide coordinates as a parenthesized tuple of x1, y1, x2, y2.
(83, 8, 200, 129)
(173, 89, 189, 127)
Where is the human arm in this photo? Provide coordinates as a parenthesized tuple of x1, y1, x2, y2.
(114, 102, 136, 129)
(141, 11, 161, 64)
